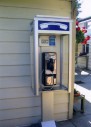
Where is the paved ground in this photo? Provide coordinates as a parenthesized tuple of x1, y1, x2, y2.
(57, 69, 91, 127)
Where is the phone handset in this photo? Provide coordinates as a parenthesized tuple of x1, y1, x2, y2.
(42, 52, 56, 86)
(47, 58, 54, 72)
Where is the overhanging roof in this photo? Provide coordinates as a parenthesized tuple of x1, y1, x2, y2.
(79, 16, 91, 22)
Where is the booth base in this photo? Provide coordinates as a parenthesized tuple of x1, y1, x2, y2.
(41, 90, 69, 121)
(42, 91, 54, 121)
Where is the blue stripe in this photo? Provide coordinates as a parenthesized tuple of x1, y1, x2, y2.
(38, 21, 69, 31)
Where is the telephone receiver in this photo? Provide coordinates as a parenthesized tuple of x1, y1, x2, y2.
(47, 58, 54, 72)
(42, 52, 56, 86)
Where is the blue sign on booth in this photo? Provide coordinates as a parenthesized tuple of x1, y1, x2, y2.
(49, 35, 55, 46)
(38, 21, 69, 31)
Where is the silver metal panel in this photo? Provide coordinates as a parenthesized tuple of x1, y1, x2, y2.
(34, 19, 39, 95)
(68, 22, 73, 93)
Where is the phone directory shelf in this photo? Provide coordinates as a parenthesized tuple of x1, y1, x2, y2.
(40, 84, 68, 91)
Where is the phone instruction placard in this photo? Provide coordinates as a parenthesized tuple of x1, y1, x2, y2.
(49, 35, 55, 46)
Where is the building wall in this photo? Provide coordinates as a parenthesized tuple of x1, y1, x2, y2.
(77, 22, 86, 68)
(86, 30, 91, 69)
(77, 43, 86, 68)
(88, 44, 91, 69)
(77, 22, 91, 69)
(0, 0, 72, 127)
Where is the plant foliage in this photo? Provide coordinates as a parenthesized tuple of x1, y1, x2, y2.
(76, 21, 90, 44)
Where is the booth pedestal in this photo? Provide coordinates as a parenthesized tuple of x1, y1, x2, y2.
(41, 89, 70, 121)
(42, 91, 54, 121)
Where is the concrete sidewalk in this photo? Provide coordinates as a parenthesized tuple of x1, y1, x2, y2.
(57, 113, 91, 127)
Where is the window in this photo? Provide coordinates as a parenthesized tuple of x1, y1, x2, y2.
(87, 20, 91, 29)
(84, 22, 87, 29)
(82, 44, 89, 54)
(79, 44, 89, 56)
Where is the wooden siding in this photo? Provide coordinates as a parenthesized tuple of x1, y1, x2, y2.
(0, 97, 41, 109)
(0, 116, 41, 127)
(0, 0, 70, 10)
(0, 54, 30, 65)
(0, 5, 70, 20)
(77, 44, 86, 68)
(0, 0, 71, 126)
(0, 76, 31, 88)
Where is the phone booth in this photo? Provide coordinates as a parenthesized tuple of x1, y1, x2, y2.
(30, 15, 74, 121)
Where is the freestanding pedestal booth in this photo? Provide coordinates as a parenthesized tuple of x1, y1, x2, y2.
(30, 15, 74, 121)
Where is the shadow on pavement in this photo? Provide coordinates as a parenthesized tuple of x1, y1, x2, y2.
(75, 68, 91, 90)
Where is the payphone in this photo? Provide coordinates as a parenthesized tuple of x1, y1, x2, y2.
(42, 52, 57, 86)
(30, 15, 74, 122)
(30, 15, 73, 96)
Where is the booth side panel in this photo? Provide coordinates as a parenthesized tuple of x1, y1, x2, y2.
(68, 20, 76, 119)
(62, 35, 69, 87)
